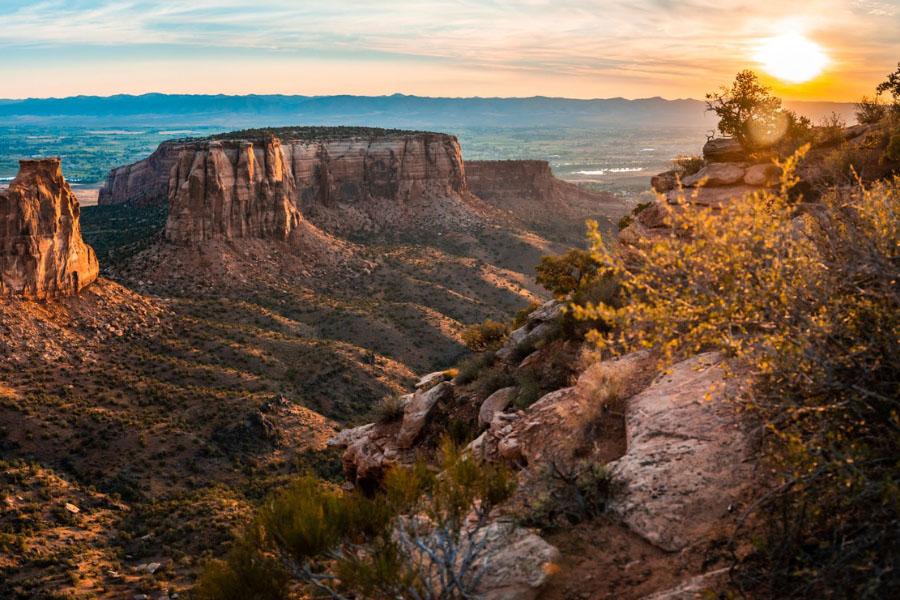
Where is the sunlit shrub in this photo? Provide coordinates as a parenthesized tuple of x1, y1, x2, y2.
(573, 148, 900, 598)
(535, 247, 603, 298)
(461, 319, 509, 352)
(856, 95, 887, 125)
(672, 154, 704, 177)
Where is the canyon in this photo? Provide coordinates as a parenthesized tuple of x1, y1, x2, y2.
(0, 127, 630, 599)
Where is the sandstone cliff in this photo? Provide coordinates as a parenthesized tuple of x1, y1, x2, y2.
(165, 137, 302, 244)
(0, 158, 99, 298)
(100, 128, 471, 241)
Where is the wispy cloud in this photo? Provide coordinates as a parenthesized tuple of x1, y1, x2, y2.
(0, 1, 896, 99)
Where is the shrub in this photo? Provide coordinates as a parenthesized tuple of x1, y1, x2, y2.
(856, 95, 887, 124)
(573, 149, 900, 598)
(475, 367, 516, 398)
(511, 302, 542, 329)
(193, 536, 289, 600)
(375, 395, 405, 424)
(706, 70, 812, 153)
(512, 372, 542, 410)
(519, 461, 612, 531)
(706, 70, 782, 148)
(875, 61, 900, 104)
(814, 112, 846, 146)
(461, 319, 509, 352)
(454, 352, 496, 385)
(535, 247, 602, 298)
(672, 154, 704, 177)
(817, 143, 868, 185)
(886, 133, 900, 163)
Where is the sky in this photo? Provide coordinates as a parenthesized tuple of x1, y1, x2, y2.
(0, 0, 897, 101)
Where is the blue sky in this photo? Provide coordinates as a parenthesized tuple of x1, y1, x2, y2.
(0, 0, 897, 99)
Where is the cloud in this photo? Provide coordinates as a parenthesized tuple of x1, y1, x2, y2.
(0, 0, 896, 99)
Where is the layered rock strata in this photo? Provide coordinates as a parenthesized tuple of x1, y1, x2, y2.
(0, 158, 99, 298)
(100, 129, 469, 242)
(165, 138, 302, 244)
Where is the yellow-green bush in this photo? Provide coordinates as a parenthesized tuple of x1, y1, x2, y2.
(535, 247, 602, 298)
(573, 149, 900, 598)
(461, 319, 509, 352)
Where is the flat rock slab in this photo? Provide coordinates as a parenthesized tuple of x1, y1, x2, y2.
(666, 185, 758, 207)
(608, 353, 753, 552)
(682, 163, 746, 187)
(702, 138, 745, 162)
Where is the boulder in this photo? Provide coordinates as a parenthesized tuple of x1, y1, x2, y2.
(607, 353, 753, 552)
(0, 159, 99, 299)
(496, 300, 564, 362)
(479, 387, 517, 426)
(473, 521, 560, 600)
(635, 201, 672, 229)
(743, 163, 780, 187)
(650, 170, 678, 193)
(702, 138, 745, 162)
(328, 423, 375, 448)
(479, 351, 656, 466)
(415, 371, 450, 392)
(666, 185, 758, 207)
(339, 424, 403, 487)
(682, 163, 746, 187)
(397, 382, 455, 448)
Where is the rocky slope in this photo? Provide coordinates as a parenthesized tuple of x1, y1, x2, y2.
(0, 158, 99, 298)
(330, 300, 756, 599)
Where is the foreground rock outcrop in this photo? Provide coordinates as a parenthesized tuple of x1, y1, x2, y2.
(608, 352, 753, 552)
(0, 158, 99, 298)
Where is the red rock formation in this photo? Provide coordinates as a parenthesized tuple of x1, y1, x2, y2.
(165, 138, 302, 244)
(465, 160, 625, 240)
(101, 129, 473, 242)
(0, 158, 99, 298)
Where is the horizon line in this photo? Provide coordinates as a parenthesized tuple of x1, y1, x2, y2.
(0, 92, 856, 105)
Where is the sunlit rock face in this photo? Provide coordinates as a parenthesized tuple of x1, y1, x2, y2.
(99, 129, 469, 242)
(164, 138, 303, 244)
(0, 158, 99, 299)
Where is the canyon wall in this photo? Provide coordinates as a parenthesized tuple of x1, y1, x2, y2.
(0, 158, 99, 298)
(165, 138, 303, 244)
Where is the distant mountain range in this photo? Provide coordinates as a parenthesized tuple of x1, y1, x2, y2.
(0, 93, 858, 128)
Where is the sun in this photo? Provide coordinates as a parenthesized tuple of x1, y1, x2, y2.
(754, 33, 829, 83)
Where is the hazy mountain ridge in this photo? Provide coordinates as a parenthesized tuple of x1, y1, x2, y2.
(0, 93, 857, 127)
